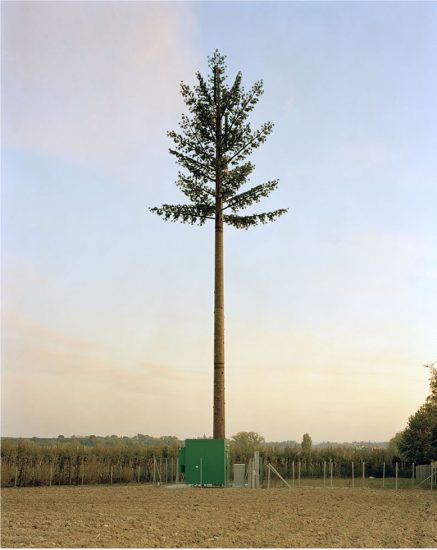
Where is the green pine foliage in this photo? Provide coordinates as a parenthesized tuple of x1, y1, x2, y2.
(149, 50, 288, 228)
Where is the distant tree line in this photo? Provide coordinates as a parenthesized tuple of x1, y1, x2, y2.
(230, 431, 409, 479)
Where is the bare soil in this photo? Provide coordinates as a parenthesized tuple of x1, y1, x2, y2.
(1, 484, 436, 548)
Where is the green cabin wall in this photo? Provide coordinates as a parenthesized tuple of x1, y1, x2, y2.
(178, 439, 229, 486)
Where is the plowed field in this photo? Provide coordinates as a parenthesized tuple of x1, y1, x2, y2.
(1, 484, 436, 548)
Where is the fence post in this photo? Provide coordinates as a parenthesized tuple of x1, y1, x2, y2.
(411, 463, 415, 488)
(292, 460, 295, 487)
(268, 463, 291, 488)
(383, 462, 385, 488)
(254, 451, 260, 489)
(298, 461, 301, 487)
(267, 463, 271, 489)
(362, 462, 365, 487)
(395, 462, 398, 490)
(351, 462, 354, 488)
(431, 462, 434, 491)
(330, 461, 333, 488)
(323, 461, 326, 487)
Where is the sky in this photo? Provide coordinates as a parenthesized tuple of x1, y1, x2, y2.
(1, 1, 436, 443)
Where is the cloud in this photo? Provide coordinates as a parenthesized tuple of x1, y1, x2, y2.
(2, 2, 201, 174)
(1, 307, 430, 440)
(138, 362, 184, 381)
(223, 320, 429, 441)
(3, 311, 98, 354)
(2, 311, 188, 390)
(1, 312, 211, 438)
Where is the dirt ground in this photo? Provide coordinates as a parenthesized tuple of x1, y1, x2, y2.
(1, 484, 436, 548)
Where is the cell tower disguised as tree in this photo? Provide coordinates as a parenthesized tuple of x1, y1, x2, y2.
(150, 51, 288, 439)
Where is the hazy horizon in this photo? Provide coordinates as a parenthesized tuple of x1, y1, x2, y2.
(0, 433, 391, 446)
(2, 2, 436, 442)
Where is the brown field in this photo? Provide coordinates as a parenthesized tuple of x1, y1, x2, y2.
(1, 484, 437, 548)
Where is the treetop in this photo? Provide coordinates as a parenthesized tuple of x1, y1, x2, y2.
(150, 50, 288, 229)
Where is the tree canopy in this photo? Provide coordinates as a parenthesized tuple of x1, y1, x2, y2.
(301, 433, 313, 454)
(149, 50, 288, 229)
(231, 431, 266, 458)
(398, 363, 437, 464)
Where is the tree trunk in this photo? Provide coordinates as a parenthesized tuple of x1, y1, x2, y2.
(213, 200, 225, 439)
(213, 67, 225, 439)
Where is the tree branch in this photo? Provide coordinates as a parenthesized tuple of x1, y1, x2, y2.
(227, 124, 272, 164)
(226, 84, 260, 140)
(149, 203, 216, 225)
(224, 208, 288, 229)
(169, 149, 215, 180)
(222, 180, 278, 211)
(185, 118, 215, 163)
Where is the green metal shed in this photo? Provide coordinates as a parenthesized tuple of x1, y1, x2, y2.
(179, 439, 230, 486)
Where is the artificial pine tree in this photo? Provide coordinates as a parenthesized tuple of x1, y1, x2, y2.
(150, 50, 288, 439)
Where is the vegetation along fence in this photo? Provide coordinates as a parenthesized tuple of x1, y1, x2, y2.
(261, 459, 436, 490)
(0, 439, 180, 487)
(2, 438, 435, 489)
